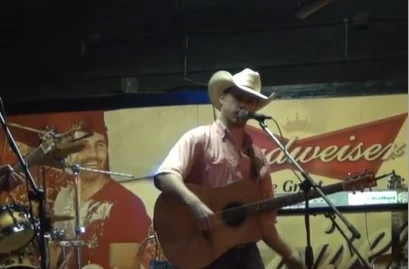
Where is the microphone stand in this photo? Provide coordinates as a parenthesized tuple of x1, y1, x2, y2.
(324, 213, 372, 268)
(70, 163, 84, 269)
(0, 110, 49, 269)
(256, 119, 365, 269)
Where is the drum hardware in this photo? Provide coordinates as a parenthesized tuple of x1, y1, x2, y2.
(58, 240, 86, 265)
(38, 141, 86, 170)
(70, 164, 85, 269)
(59, 240, 86, 248)
(0, 106, 87, 269)
(0, 204, 35, 254)
(43, 229, 67, 243)
(1, 113, 137, 268)
(56, 163, 137, 269)
(49, 229, 67, 241)
(64, 164, 137, 179)
(46, 214, 74, 222)
(0, 242, 39, 269)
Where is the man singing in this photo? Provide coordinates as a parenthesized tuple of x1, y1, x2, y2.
(154, 68, 306, 269)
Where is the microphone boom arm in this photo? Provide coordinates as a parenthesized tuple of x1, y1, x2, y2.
(255, 118, 365, 269)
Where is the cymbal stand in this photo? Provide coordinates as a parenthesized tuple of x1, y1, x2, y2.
(0, 101, 49, 269)
(59, 240, 86, 262)
(56, 164, 134, 268)
(66, 164, 137, 179)
(70, 163, 85, 269)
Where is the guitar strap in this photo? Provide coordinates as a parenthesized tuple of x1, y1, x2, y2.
(247, 144, 264, 182)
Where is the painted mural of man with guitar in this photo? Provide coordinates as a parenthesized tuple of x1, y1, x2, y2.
(153, 68, 306, 269)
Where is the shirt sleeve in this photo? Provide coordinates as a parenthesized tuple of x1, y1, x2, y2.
(155, 128, 203, 180)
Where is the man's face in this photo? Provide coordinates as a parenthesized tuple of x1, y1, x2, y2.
(70, 131, 108, 181)
(220, 87, 258, 127)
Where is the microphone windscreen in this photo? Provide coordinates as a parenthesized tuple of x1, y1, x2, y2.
(238, 109, 249, 120)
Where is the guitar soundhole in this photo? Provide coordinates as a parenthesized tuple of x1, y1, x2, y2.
(221, 202, 247, 227)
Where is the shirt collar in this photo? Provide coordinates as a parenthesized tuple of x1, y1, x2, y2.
(213, 119, 253, 149)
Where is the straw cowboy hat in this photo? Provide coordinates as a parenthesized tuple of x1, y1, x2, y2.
(208, 68, 276, 111)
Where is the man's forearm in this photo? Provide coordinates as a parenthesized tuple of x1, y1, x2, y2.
(154, 173, 199, 205)
(262, 225, 293, 260)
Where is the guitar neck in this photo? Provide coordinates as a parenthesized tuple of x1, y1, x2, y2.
(244, 182, 345, 215)
(12, 139, 53, 173)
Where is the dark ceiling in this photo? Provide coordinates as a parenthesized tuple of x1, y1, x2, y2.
(0, 0, 407, 102)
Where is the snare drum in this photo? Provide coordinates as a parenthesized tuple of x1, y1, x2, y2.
(0, 204, 35, 254)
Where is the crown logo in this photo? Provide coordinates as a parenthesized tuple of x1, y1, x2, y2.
(283, 113, 312, 133)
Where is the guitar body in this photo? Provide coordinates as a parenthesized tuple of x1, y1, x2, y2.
(153, 179, 265, 269)
(154, 170, 376, 269)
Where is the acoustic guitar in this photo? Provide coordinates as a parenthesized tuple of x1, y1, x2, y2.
(153, 171, 376, 269)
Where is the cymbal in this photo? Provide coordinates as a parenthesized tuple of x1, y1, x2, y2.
(46, 213, 74, 222)
(39, 141, 86, 169)
(52, 141, 86, 159)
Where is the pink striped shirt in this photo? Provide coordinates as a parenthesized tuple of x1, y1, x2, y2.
(156, 120, 275, 214)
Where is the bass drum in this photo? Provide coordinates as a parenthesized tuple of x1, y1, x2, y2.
(0, 204, 35, 254)
(0, 243, 39, 269)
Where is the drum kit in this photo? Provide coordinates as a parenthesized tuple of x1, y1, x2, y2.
(0, 122, 137, 269)
(0, 188, 87, 269)
(0, 203, 66, 269)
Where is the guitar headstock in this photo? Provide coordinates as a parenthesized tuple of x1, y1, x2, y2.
(342, 170, 376, 193)
(387, 171, 405, 190)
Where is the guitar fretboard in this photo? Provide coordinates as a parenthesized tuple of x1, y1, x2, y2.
(245, 182, 344, 214)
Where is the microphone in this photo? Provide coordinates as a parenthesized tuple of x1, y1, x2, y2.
(238, 109, 272, 121)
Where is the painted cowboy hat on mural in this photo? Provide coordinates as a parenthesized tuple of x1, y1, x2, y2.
(208, 68, 276, 111)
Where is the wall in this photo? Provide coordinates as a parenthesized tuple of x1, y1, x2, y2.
(0, 94, 407, 268)
(1, 0, 407, 100)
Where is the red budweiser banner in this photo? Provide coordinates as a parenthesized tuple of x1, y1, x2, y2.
(247, 113, 408, 179)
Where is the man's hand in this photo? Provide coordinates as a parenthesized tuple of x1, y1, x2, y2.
(284, 255, 307, 269)
(187, 199, 215, 232)
(154, 173, 216, 232)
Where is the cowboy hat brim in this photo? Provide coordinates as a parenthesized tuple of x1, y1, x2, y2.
(208, 71, 276, 111)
